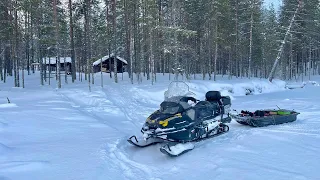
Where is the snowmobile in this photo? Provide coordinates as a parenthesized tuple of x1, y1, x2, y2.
(127, 81, 232, 157)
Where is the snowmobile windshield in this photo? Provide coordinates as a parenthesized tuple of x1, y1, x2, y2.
(159, 100, 183, 115)
(159, 96, 192, 114)
(160, 104, 181, 114)
(164, 81, 196, 100)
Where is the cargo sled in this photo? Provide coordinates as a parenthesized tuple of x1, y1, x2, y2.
(231, 109, 300, 127)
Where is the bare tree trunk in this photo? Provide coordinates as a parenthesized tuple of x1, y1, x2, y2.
(130, 31, 134, 84)
(268, 1, 301, 82)
(208, 25, 212, 80)
(235, 0, 239, 77)
(289, 33, 293, 80)
(105, 4, 112, 79)
(228, 47, 232, 79)
(64, 50, 67, 84)
(173, 0, 178, 80)
(150, 31, 155, 85)
(302, 49, 305, 82)
(240, 54, 243, 78)
(108, 45, 112, 78)
(248, 5, 253, 79)
(0, 44, 3, 81)
(318, 51, 320, 75)
(157, 0, 164, 77)
(312, 50, 315, 76)
(112, 0, 118, 83)
(9, 0, 13, 78)
(35, 6, 44, 85)
(142, 0, 148, 80)
(124, 0, 132, 83)
(69, 0, 76, 82)
(30, 8, 35, 74)
(214, 15, 218, 81)
(77, 50, 81, 81)
(81, 63, 83, 82)
(295, 52, 298, 81)
(100, 56, 103, 87)
(308, 42, 311, 80)
(314, 50, 317, 75)
(4, 45, 9, 83)
(53, 0, 61, 88)
(2, 2, 9, 83)
(91, 66, 94, 84)
(44, 57, 47, 82)
(22, 52, 25, 88)
(85, 0, 91, 90)
(21, 12, 25, 88)
(14, 0, 19, 87)
(26, 12, 30, 75)
(48, 56, 51, 85)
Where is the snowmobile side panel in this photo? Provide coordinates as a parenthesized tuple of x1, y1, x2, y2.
(160, 124, 229, 157)
(221, 116, 232, 123)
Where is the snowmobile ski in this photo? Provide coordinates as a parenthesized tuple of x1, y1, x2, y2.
(160, 142, 194, 157)
(127, 135, 164, 148)
(160, 124, 229, 157)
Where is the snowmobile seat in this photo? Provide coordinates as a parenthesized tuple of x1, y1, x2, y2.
(221, 96, 231, 105)
(205, 91, 222, 104)
(193, 101, 218, 121)
(221, 96, 231, 114)
(205, 91, 226, 114)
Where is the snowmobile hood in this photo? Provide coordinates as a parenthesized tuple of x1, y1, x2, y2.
(146, 110, 182, 127)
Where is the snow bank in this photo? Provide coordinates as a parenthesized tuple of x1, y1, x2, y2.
(304, 80, 320, 87)
(128, 78, 287, 106)
(0, 103, 17, 108)
(0, 121, 7, 132)
(0, 143, 12, 154)
(0, 161, 49, 173)
(231, 79, 287, 96)
(285, 80, 320, 89)
(186, 78, 287, 100)
(131, 89, 166, 105)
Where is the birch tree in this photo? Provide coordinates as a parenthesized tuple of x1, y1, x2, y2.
(53, 0, 61, 88)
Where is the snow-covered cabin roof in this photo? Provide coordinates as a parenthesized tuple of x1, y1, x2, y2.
(42, 57, 72, 64)
(92, 53, 128, 66)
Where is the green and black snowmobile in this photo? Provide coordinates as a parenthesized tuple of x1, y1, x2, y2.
(128, 81, 232, 157)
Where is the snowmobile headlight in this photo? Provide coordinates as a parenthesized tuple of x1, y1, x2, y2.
(175, 113, 182, 118)
(146, 117, 150, 122)
(146, 117, 156, 124)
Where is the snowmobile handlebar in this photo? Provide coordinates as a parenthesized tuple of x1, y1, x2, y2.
(188, 97, 198, 104)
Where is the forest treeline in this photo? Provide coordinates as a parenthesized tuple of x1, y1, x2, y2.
(0, 0, 319, 88)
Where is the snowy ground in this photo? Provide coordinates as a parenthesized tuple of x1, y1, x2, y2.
(0, 72, 319, 180)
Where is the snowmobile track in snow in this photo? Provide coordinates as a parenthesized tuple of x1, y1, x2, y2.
(105, 138, 157, 180)
(57, 90, 125, 133)
(57, 88, 160, 179)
